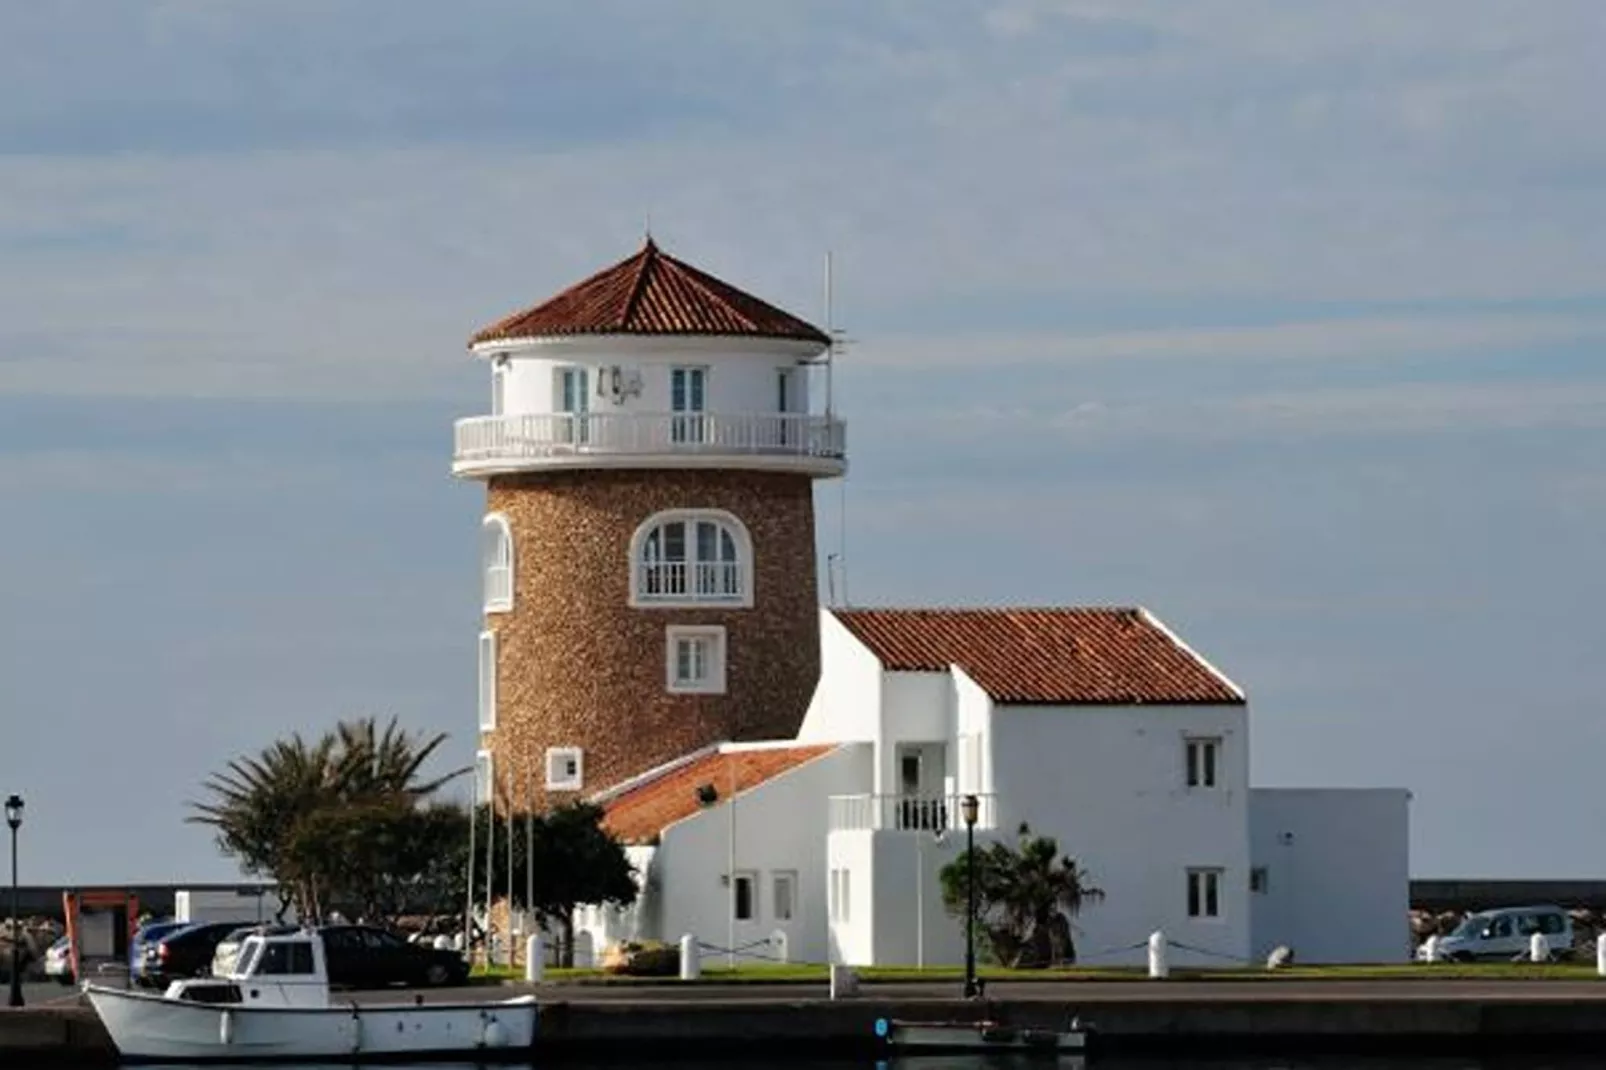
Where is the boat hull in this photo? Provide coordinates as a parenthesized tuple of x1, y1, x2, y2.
(84, 985, 538, 1063)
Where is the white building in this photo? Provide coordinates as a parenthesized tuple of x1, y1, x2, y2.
(585, 606, 1411, 968)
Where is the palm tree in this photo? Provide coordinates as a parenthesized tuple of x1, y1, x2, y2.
(188, 716, 469, 921)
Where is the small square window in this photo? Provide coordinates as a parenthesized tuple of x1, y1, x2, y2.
(772, 870, 797, 922)
(1250, 867, 1269, 894)
(478, 631, 497, 731)
(1187, 867, 1223, 919)
(666, 625, 726, 694)
(545, 747, 583, 791)
(1185, 736, 1220, 788)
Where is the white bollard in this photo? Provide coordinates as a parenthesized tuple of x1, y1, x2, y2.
(525, 935, 544, 982)
(679, 934, 700, 980)
(1148, 930, 1168, 979)
(1596, 933, 1606, 976)
(1423, 934, 1441, 963)
(770, 929, 789, 964)
(1529, 931, 1550, 963)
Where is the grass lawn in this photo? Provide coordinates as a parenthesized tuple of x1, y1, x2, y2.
(468, 960, 1604, 985)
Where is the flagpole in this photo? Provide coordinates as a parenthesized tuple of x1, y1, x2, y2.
(505, 763, 514, 965)
(484, 757, 495, 966)
(465, 771, 476, 960)
(525, 761, 535, 958)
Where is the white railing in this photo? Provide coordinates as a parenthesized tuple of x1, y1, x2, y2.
(635, 560, 743, 603)
(453, 411, 847, 469)
(827, 793, 998, 833)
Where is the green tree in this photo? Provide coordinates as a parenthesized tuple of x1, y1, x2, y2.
(468, 801, 638, 967)
(187, 716, 468, 922)
(939, 822, 1105, 967)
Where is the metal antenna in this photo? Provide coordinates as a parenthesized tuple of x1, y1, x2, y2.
(823, 251, 849, 608)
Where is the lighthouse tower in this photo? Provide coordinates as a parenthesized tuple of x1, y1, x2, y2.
(452, 239, 847, 812)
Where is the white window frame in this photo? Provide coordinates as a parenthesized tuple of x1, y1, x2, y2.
(772, 869, 797, 922)
(554, 365, 591, 445)
(474, 750, 493, 807)
(1186, 867, 1223, 920)
(482, 513, 514, 613)
(545, 747, 584, 792)
(629, 509, 754, 609)
(478, 630, 497, 730)
(666, 625, 727, 694)
(1184, 736, 1221, 789)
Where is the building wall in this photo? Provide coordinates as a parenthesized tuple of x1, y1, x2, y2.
(645, 744, 873, 968)
(796, 610, 884, 744)
(1249, 787, 1412, 964)
(481, 468, 820, 810)
(988, 701, 1253, 967)
(487, 336, 818, 417)
(878, 672, 953, 796)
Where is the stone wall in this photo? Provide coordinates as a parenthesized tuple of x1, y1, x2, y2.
(480, 468, 821, 812)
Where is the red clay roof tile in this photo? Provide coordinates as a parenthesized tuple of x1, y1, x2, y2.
(602, 745, 837, 845)
(832, 607, 1243, 706)
(469, 239, 831, 347)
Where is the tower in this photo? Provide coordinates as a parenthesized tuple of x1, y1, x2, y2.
(452, 238, 847, 813)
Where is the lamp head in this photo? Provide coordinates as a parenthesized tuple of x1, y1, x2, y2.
(960, 794, 979, 828)
(3, 794, 21, 831)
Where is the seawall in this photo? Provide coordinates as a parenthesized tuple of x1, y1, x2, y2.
(9, 990, 1606, 1065)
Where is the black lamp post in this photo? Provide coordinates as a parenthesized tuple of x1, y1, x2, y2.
(6, 794, 23, 1008)
(959, 793, 979, 999)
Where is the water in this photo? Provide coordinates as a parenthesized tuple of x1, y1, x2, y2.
(17, 1060, 1606, 1070)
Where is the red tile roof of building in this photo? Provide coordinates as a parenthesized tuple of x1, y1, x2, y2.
(832, 607, 1244, 706)
(601, 745, 838, 845)
(468, 238, 832, 347)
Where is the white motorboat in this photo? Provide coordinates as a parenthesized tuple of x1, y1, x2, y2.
(82, 928, 537, 1063)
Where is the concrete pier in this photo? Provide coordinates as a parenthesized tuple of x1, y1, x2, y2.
(8, 981, 1606, 1065)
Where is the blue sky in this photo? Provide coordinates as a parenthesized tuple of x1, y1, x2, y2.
(1, 0, 1603, 883)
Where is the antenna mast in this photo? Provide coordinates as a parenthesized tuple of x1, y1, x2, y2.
(822, 251, 848, 607)
(823, 251, 835, 418)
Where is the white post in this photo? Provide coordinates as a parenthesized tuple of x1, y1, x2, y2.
(915, 830, 924, 969)
(1423, 934, 1440, 962)
(770, 929, 789, 964)
(728, 760, 737, 970)
(1529, 931, 1550, 963)
(1147, 930, 1168, 979)
(525, 934, 543, 982)
(1596, 933, 1606, 977)
(679, 934, 700, 980)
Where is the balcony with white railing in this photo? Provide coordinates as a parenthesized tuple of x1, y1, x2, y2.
(828, 793, 998, 834)
(452, 411, 847, 478)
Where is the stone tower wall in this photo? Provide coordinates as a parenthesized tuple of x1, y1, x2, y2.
(480, 468, 821, 812)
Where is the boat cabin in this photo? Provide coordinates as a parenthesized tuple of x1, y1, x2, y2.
(166, 930, 330, 1008)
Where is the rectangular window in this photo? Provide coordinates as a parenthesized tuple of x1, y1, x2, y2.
(840, 867, 850, 923)
(666, 625, 726, 694)
(1187, 868, 1222, 919)
(478, 631, 497, 730)
(556, 367, 590, 444)
(1250, 867, 1268, 894)
(491, 363, 507, 417)
(475, 750, 493, 807)
(776, 368, 795, 445)
(545, 747, 583, 791)
(772, 870, 797, 922)
(670, 366, 707, 443)
(1185, 737, 1220, 788)
(733, 871, 756, 921)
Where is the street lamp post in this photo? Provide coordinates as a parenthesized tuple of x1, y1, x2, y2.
(960, 793, 979, 999)
(6, 794, 24, 1008)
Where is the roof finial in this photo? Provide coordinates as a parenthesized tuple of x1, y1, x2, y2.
(643, 211, 655, 250)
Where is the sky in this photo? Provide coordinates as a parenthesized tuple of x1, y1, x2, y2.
(1, 0, 1603, 884)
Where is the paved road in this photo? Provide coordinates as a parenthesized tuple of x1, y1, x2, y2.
(364, 978, 1606, 1004)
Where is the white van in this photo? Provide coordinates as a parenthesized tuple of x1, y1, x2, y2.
(1419, 905, 1573, 962)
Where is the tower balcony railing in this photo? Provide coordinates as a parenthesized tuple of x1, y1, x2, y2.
(453, 411, 847, 476)
(827, 792, 998, 834)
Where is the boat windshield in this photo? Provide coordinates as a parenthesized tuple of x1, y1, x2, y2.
(233, 939, 263, 977)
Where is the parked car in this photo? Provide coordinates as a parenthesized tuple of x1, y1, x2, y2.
(1418, 905, 1574, 962)
(319, 924, 469, 989)
(44, 936, 74, 985)
(135, 920, 257, 988)
(129, 919, 189, 976)
(211, 924, 302, 978)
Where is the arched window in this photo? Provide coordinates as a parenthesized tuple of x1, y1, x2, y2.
(483, 513, 514, 612)
(630, 510, 753, 607)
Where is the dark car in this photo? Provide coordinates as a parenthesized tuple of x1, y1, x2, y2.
(129, 919, 189, 977)
(319, 924, 468, 989)
(137, 920, 257, 988)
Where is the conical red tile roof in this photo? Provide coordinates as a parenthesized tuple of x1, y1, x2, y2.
(469, 238, 831, 347)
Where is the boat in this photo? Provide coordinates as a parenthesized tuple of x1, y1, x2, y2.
(81, 927, 538, 1063)
(875, 1014, 1092, 1054)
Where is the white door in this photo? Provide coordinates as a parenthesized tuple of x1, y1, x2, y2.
(671, 366, 706, 444)
(558, 367, 590, 444)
